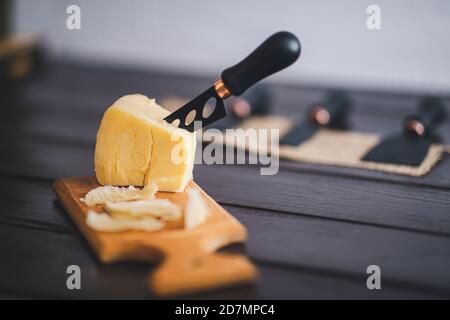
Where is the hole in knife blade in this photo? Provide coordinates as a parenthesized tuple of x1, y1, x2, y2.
(202, 98, 216, 119)
(185, 109, 197, 126)
(170, 119, 181, 127)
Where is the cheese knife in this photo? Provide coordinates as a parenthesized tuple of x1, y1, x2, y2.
(362, 97, 447, 166)
(280, 92, 351, 146)
(164, 31, 301, 132)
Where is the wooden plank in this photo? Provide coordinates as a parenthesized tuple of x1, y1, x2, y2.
(230, 206, 450, 294)
(0, 224, 440, 299)
(1, 134, 450, 235)
(279, 157, 450, 190)
(1, 177, 450, 295)
(0, 138, 94, 180)
(0, 224, 152, 299)
(2, 106, 98, 147)
(193, 164, 450, 236)
(0, 176, 77, 233)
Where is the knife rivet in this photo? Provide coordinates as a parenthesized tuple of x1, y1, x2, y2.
(311, 106, 330, 126)
(405, 119, 425, 137)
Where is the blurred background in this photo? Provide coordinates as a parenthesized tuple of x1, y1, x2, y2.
(7, 0, 450, 94)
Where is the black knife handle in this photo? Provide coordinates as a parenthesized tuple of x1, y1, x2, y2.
(221, 31, 301, 96)
(308, 92, 351, 128)
(403, 97, 447, 137)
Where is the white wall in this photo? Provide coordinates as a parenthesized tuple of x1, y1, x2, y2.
(12, 0, 450, 94)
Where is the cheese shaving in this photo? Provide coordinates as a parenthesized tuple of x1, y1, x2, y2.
(86, 210, 164, 232)
(106, 199, 182, 221)
(184, 188, 209, 229)
(81, 181, 157, 206)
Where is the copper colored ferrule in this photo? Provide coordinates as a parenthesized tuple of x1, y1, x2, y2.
(311, 106, 330, 126)
(405, 119, 426, 136)
(214, 79, 231, 99)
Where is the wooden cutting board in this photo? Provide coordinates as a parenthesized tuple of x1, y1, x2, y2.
(53, 176, 257, 297)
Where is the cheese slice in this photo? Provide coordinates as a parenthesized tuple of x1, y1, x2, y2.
(106, 199, 182, 221)
(184, 188, 210, 229)
(95, 94, 196, 192)
(81, 182, 157, 207)
(86, 210, 164, 232)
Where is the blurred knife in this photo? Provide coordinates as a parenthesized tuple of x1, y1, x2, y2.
(164, 31, 301, 132)
(362, 97, 447, 166)
(208, 85, 271, 131)
(280, 92, 351, 146)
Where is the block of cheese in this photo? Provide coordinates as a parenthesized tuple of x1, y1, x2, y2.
(95, 94, 196, 192)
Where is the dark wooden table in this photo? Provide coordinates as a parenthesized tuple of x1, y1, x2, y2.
(1, 60, 449, 299)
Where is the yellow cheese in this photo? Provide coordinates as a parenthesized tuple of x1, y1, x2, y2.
(95, 94, 196, 192)
(105, 199, 182, 221)
(86, 210, 164, 232)
(184, 188, 210, 229)
(80, 182, 157, 207)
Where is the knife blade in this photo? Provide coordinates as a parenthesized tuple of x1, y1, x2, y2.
(362, 97, 447, 166)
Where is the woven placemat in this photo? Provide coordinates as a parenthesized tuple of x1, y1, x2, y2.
(202, 115, 449, 177)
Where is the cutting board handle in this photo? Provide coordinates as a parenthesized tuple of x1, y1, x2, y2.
(151, 250, 257, 296)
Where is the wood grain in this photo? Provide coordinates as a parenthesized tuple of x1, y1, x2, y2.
(1, 177, 450, 295)
(53, 176, 257, 296)
(2, 137, 450, 235)
(194, 164, 450, 236)
(0, 223, 441, 299)
(1, 59, 450, 299)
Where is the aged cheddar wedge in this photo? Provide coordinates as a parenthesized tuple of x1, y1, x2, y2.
(95, 94, 196, 192)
